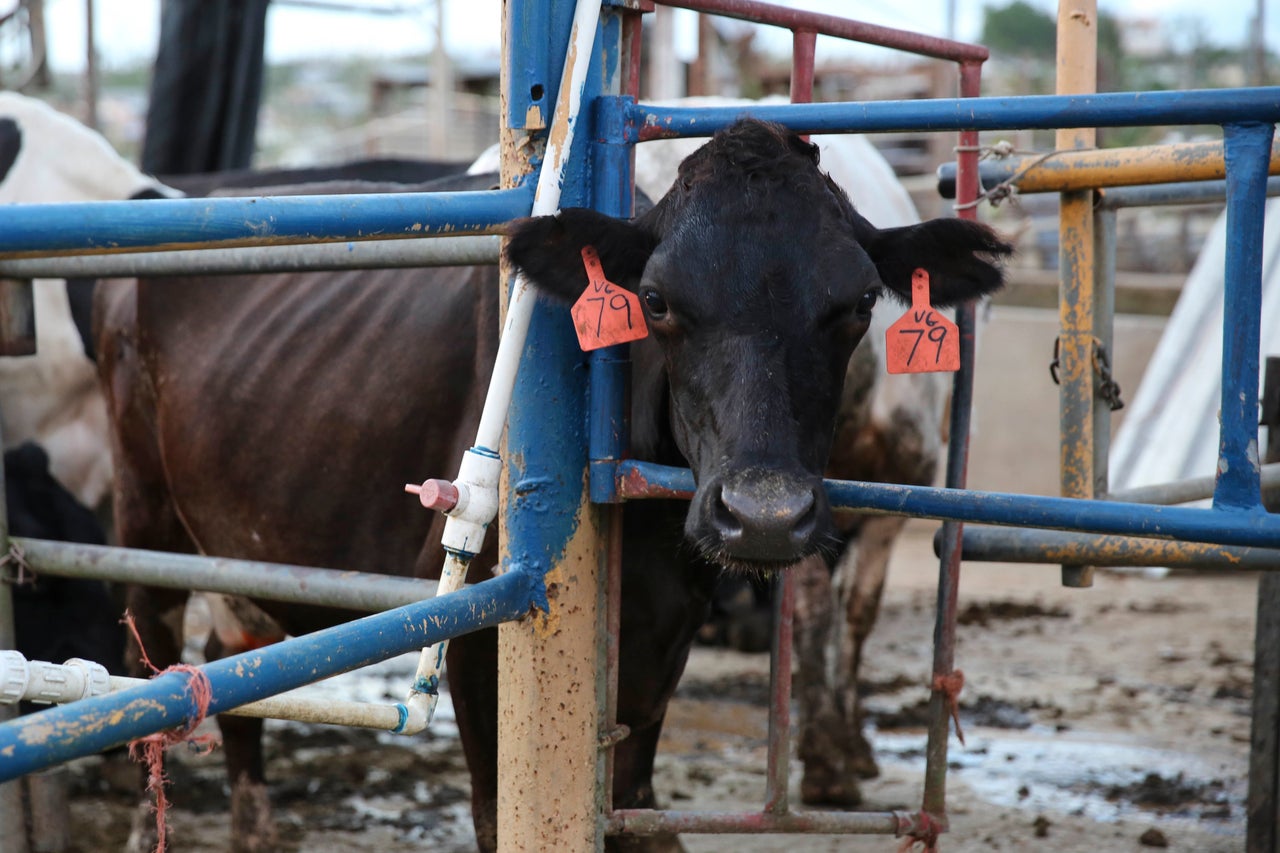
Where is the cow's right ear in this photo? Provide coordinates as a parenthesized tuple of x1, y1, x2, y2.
(504, 207, 658, 302)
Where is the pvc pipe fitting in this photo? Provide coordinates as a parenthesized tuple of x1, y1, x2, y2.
(0, 650, 29, 704)
(0, 652, 111, 705)
(440, 447, 503, 556)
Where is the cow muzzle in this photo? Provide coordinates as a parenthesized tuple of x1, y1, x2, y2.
(689, 468, 831, 568)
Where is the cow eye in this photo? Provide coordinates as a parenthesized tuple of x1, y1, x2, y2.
(642, 288, 668, 317)
(856, 288, 879, 316)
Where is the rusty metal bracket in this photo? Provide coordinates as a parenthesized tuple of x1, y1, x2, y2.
(598, 723, 630, 749)
(1091, 340, 1124, 411)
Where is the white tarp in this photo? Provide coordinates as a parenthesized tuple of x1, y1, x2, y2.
(1110, 198, 1280, 492)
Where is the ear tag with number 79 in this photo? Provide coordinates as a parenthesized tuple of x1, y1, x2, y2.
(571, 245, 649, 352)
(885, 269, 960, 374)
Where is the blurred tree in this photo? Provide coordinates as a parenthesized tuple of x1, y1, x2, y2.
(981, 1, 1056, 59)
(1096, 10, 1125, 91)
(981, 1, 1056, 94)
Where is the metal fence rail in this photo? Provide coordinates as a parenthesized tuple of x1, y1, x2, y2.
(0, 235, 501, 277)
(0, 568, 536, 781)
(0, 187, 530, 255)
(14, 537, 444, 612)
(0, 1, 1275, 850)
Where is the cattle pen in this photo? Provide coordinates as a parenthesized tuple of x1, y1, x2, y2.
(0, 1, 1278, 852)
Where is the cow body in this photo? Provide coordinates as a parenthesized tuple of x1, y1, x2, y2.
(99, 120, 1008, 851)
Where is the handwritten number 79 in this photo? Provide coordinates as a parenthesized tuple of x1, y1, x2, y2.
(587, 294, 634, 335)
(898, 325, 948, 365)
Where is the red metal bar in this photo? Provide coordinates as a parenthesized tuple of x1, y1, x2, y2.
(790, 28, 816, 105)
(790, 29, 815, 145)
(920, 57, 985, 824)
(603, 504, 625, 814)
(656, 0, 989, 62)
(608, 807, 922, 836)
(763, 572, 795, 814)
(624, 2, 645, 100)
(616, 465, 694, 500)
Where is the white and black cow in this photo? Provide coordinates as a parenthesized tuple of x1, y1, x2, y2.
(0, 93, 177, 512)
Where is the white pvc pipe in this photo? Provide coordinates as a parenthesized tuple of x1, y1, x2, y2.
(0, 651, 418, 733)
(406, 0, 604, 730)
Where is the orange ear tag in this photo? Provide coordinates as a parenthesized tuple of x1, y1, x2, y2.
(885, 269, 960, 374)
(571, 245, 649, 352)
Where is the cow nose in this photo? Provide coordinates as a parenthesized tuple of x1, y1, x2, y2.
(711, 479, 819, 561)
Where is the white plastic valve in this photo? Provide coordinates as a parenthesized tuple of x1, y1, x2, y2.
(64, 658, 112, 701)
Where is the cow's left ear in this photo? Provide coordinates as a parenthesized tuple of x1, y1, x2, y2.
(855, 216, 1013, 307)
(505, 207, 658, 302)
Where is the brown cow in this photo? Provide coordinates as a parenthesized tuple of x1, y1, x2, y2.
(97, 119, 1009, 852)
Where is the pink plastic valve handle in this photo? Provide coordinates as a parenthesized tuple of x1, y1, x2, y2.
(405, 479, 459, 512)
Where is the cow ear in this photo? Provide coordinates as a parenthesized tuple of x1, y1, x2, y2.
(857, 217, 1013, 307)
(504, 207, 658, 302)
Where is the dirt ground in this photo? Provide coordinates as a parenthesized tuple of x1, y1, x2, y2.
(53, 519, 1256, 852)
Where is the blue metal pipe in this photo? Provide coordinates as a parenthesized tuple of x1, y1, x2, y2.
(0, 570, 537, 781)
(587, 106, 637, 504)
(625, 87, 1280, 140)
(0, 186, 534, 255)
(614, 460, 1280, 548)
(1215, 122, 1275, 511)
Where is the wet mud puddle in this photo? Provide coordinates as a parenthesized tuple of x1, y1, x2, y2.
(874, 726, 1244, 835)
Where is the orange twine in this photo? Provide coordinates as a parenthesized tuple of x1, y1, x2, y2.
(932, 669, 966, 746)
(897, 810, 943, 853)
(122, 610, 219, 852)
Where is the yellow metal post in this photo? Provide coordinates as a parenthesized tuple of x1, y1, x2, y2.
(1056, 0, 1098, 588)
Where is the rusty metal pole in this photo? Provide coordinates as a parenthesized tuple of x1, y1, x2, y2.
(1055, 0, 1098, 588)
(496, 0, 608, 849)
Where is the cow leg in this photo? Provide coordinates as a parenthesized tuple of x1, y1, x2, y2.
(447, 626, 500, 853)
(609, 719, 683, 852)
(796, 516, 904, 806)
(793, 555, 860, 806)
(203, 625, 280, 853)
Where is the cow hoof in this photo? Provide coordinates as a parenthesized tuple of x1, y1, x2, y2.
(852, 751, 880, 780)
(229, 778, 278, 853)
(800, 770, 863, 808)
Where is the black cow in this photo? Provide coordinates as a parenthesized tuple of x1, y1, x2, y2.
(5, 442, 123, 691)
(97, 119, 1010, 852)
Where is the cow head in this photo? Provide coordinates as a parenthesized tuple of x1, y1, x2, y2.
(507, 118, 1010, 571)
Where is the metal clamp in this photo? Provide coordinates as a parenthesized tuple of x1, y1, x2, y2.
(1049, 336, 1125, 411)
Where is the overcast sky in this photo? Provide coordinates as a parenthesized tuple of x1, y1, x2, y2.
(39, 0, 1275, 72)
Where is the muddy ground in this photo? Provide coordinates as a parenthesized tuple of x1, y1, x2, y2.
(54, 520, 1256, 852)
